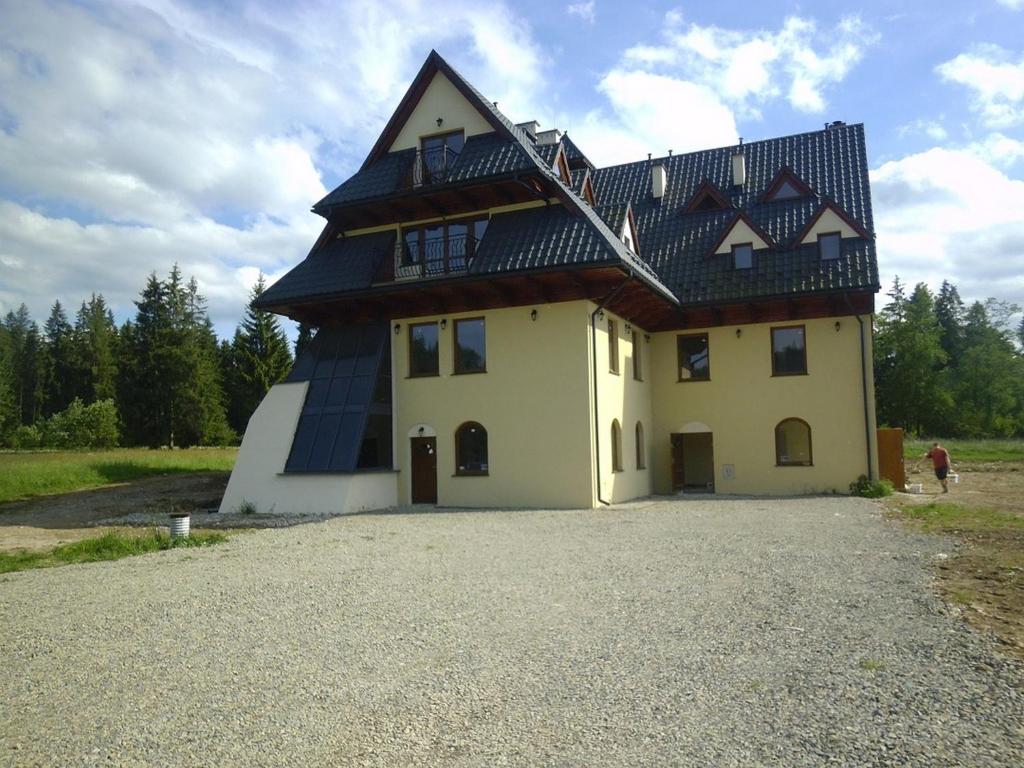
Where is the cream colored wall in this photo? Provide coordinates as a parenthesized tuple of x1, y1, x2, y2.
(648, 315, 877, 495)
(799, 208, 861, 242)
(394, 301, 595, 508)
(219, 382, 398, 516)
(389, 72, 495, 152)
(714, 219, 770, 254)
(593, 307, 654, 503)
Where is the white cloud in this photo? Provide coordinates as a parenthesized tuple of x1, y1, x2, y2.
(566, 2, 596, 23)
(898, 119, 949, 142)
(871, 144, 1024, 309)
(996, 0, 1023, 9)
(937, 45, 1024, 128)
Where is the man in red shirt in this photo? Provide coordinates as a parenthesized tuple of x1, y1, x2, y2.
(924, 442, 953, 494)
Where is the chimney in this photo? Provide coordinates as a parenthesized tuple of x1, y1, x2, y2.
(731, 149, 746, 187)
(651, 164, 667, 199)
(516, 120, 540, 139)
(535, 128, 562, 145)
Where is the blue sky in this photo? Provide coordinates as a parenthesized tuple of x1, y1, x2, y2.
(1, 0, 1023, 338)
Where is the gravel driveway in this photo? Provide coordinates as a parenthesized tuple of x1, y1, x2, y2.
(2, 497, 1022, 767)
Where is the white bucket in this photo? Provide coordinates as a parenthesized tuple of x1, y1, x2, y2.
(169, 514, 191, 539)
(950, 473, 960, 484)
(907, 483, 923, 494)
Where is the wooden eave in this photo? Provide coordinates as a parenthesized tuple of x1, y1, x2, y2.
(791, 200, 873, 246)
(663, 290, 876, 333)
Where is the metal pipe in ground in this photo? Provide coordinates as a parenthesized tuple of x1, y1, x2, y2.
(169, 513, 191, 539)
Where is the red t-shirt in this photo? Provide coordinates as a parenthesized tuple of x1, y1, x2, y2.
(926, 447, 949, 469)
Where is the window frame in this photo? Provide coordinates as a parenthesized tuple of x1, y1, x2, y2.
(608, 318, 619, 375)
(407, 321, 440, 378)
(632, 329, 643, 381)
(400, 215, 489, 273)
(775, 417, 813, 467)
(454, 421, 489, 476)
(770, 324, 808, 377)
(453, 316, 487, 375)
(677, 333, 711, 382)
(611, 419, 623, 472)
(732, 242, 754, 270)
(818, 231, 841, 261)
(635, 421, 646, 470)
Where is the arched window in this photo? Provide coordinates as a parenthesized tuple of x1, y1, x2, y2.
(611, 419, 623, 472)
(455, 422, 488, 475)
(775, 418, 812, 466)
(635, 422, 646, 469)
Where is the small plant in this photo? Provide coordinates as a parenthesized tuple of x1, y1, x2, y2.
(849, 475, 894, 498)
(858, 658, 886, 672)
(236, 499, 257, 515)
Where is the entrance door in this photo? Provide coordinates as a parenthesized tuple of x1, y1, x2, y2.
(410, 437, 437, 504)
(671, 432, 715, 492)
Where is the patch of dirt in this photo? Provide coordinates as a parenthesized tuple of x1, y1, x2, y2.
(0, 473, 228, 552)
(894, 460, 1024, 661)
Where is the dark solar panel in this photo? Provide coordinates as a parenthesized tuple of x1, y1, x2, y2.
(284, 324, 392, 472)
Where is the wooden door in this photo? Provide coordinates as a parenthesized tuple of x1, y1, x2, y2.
(670, 434, 685, 491)
(877, 428, 905, 491)
(410, 437, 437, 504)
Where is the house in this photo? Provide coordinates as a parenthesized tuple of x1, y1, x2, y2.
(219, 50, 880, 516)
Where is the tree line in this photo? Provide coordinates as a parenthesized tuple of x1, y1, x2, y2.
(0, 266, 309, 449)
(875, 278, 1024, 437)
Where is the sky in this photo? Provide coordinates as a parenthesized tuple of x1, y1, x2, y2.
(1, 0, 1023, 339)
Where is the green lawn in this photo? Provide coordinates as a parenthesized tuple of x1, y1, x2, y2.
(0, 448, 238, 504)
(898, 501, 1024, 534)
(0, 529, 228, 574)
(903, 438, 1024, 463)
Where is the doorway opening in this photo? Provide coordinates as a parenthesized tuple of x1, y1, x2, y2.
(671, 432, 715, 492)
(410, 436, 437, 504)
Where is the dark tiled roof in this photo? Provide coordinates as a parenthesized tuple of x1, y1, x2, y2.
(591, 124, 878, 303)
(571, 167, 590, 196)
(314, 149, 414, 210)
(256, 230, 396, 307)
(445, 133, 536, 182)
(561, 134, 594, 170)
(595, 202, 628, 234)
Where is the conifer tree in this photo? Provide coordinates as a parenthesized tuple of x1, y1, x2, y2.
(0, 324, 18, 444)
(295, 322, 315, 359)
(225, 274, 293, 434)
(934, 280, 965, 362)
(3, 304, 44, 425)
(42, 300, 75, 415)
(72, 294, 119, 403)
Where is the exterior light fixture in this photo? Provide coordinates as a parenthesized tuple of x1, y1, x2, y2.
(418, 426, 425, 435)
(625, 323, 632, 332)
(530, 309, 538, 321)
(644, 334, 651, 343)
(394, 324, 401, 335)
(436, 117, 443, 127)
(735, 328, 742, 338)
(597, 309, 605, 321)
(834, 321, 841, 332)
(440, 318, 447, 330)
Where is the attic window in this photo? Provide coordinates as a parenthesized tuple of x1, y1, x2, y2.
(818, 232, 841, 261)
(418, 130, 464, 184)
(684, 182, 731, 213)
(773, 180, 802, 199)
(763, 169, 813, 202)
(732, 243, 753, 269)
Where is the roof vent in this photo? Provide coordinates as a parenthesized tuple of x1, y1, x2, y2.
(516, 120, 540, 139)
(535, 128, 562, 145)
(827, 120, 846, 130)
(652, 164, 667, 199)
(731, 150, 746, 187)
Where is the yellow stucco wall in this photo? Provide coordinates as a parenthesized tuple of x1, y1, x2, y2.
(393, 301, 595, 508)
(714, 219, 771, 254)
(389, 72, 495, 152)
(799, 208, 862, 242)
(592, 306, 654, 503)
(648, 315, 878, 495)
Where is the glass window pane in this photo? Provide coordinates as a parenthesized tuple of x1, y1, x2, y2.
(677, 335, 710, 380)
(334, 328, 359, 376)
(325, 378, 349, 407)
(313, 332, 339, 379)
(774, 180, 801, 199)
(423, 225, 444, 274)
(410, 324, 439, 376)
(456, 423, 488, 473)
(474, 218, 488, 242)
(308, 412, 341, 470)
(357, 414, 393, 469)
(776, 420, 812, 465)
(306, 378, 329, 408)
(448, 222, 468, 271)
(444, 131, 464, 155)
(286, 414, 319, 470)
(819, 233, 841, 261)
(455, 318, 486, 373)
(772, 327, 806, 375)
(404, 230, 420, 265)
(733, 244, 753, 269)
(347, 375, 373, 406)
(329, 413, 366, 471)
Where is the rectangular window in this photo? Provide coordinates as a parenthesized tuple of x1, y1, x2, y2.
(732, 243, 753, 269)
(632, 330, 643, 381)
(771, 325, 807, 376)
(608, 319, 619, 374)
(454, 317, 486, 374)
(400, 217, 488, 278)
(677, 334, 710, 381)
(818, 232, 841, 261)
(419, 130, 464, 184)
(408, 322, 439, 377)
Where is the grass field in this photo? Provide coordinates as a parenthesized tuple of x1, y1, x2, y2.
(0, 448, 238, 504)
(903, 438, 1024, 463)
(0, 529, 228, 574)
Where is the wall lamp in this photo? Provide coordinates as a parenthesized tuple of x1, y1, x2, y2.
(597, 309, 605, 321)
(530, 309, 538, 321)
(735, 328, 742, 338)
(394, 323, 401, 335)
(834, 321, 841, 332)
(644, 334, 651, 343)
(436, 117, 444, 127)
(624, 322, 632, 332)
(440, 318, 447, 330)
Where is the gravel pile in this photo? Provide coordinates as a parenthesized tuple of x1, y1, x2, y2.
(2, 497, 1022, 767)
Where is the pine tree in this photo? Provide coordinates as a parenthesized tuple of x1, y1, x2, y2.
(934, 280, 965, 362)
(3, 305, 44, 425)
(295, 322, 315, 359)
(72, 294, 119, 403)
(955, 301, 1023, 436)
(118, 274, 172, 446)
(0, 324, 18, 445)
(226, 274, 293, 434)
(42, 300, 76, 416)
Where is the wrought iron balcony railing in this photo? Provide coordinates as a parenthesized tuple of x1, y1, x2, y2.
(407, 145, 460, 187)
(395, 233, 475, 280)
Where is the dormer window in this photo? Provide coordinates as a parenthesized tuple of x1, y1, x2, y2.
(818, 232, 841, 261)
(684, 181, 731, 213)
(773, 180, 802, 199)
(399, 216, 487, 278)
(732, 243, 753, 269)
(418, 130, 464, 184)
(762, 168, 813, 202)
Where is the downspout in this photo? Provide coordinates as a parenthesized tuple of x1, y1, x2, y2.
(843, 293, 874, 480)
(591, 274, 634, 506)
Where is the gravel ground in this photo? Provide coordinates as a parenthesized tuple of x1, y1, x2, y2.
(2, 497, 1022, 767)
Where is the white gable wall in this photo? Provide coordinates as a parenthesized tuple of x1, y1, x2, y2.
(714, 219, 770, 254)
(389, 72, 495, 152)
(799, 208, 861, 243)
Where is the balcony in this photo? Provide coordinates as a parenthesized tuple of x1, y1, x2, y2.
(404, 145, 461, 188)
(376, 218, 489, 283)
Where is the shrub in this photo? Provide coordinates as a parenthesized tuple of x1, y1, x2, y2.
(849, 475, 894, 498)
(10, 424, 42, 450)
(40, 399, 120, 449)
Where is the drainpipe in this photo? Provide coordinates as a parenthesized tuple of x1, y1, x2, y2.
(843, 293, 874, 481)
(591, 274, 634, 506)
